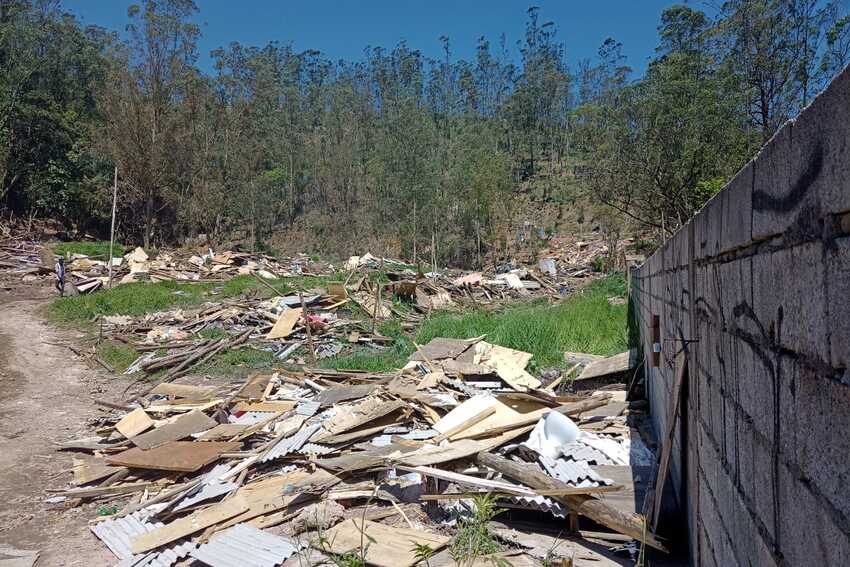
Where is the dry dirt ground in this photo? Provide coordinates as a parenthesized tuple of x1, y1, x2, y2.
(0, 285, 125, 566)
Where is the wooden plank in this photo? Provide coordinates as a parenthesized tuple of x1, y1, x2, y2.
(431, 406, 496, 442)
(149, 383, 216, 400)
(649, 353, 687, 530)
(131, 410, 217, 450)
(52, 481, 155, 498)
(576, 350, 637, 381)
(433, 395, 521, 439)
(106, 441, 240, 472)
(196, 423, 248, 441)
(319, 519, 450, 567)
(267, 308, 302, 339)
(231, 400, 296, 413)
(115, 408, 154, 439)
(130, 495, 249, 554)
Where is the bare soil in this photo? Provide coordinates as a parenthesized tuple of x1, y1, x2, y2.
(0, 286, 127, 566)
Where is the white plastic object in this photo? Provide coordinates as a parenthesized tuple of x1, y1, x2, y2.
(527, 411, 580, 459)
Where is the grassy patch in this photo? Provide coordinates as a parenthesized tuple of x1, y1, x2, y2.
(417, 275, 628, 370)
(53, 240, 125, 258)
(198, 347, 278, 375)
(47, 274, 349, 325)
(97, 341, 139, 372)
(48, 280, 220, 323)
(322, 273, 628, 373)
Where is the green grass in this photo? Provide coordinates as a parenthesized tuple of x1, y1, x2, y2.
(198, 347, 278, 375)
(49, 280, 222, 323)
(47, 274, 347, 324)
(53, 241, 125, 258)
(97, 341, 140, 372)
(323, 273, 629, 372)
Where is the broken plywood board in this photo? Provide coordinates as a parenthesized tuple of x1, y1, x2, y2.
(0, 546, 39, 567)
(267, 308, 302, 339)
(320, 398, 407, 435)
(115, 408, 154, 439)
(130, 495, 249, 554)
(319, 519, 449, 567)
(106, 441, 240, 472)
(316, 384, 377, 407)
(131, 410, 217, 450)
(409, 338, 474, 362)
(71, 458, 127, 486)
(477, 342, 541, 391)
(236, 373, 274, 400)
(352, 292, 391, 320)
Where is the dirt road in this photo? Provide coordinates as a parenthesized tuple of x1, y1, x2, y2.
(0, 293, 121, 566)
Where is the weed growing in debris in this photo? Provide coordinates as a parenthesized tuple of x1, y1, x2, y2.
(52, 240, 125, 259)
(450, 494, 505, 566)
(411, 543, 436, 566)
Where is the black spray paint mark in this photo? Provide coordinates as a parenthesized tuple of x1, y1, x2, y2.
(753, 139, 823, 213)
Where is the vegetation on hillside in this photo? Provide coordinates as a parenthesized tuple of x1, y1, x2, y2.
(2, 1, 849, 262)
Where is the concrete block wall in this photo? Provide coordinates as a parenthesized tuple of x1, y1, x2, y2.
(630, 65, 850, 566)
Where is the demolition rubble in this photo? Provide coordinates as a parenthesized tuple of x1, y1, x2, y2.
(54, 336, 659, 567)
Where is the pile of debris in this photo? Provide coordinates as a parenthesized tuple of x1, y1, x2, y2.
(61, 247, 321, 295)
(537, 236, 646, 279)
(100, 261, 576, 379)
(55, 338, 666, 566)
(0, 223, 52, 285)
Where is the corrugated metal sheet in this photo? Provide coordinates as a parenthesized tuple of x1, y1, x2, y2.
(189, 523, 300, 567)
(230, 411, 274, 425)
(539, 455, 613, 487)
(261, 422, 322, 462)
(295, 400, 320, 417)
(91, 513, 195, 566)
(116, 541, 195, 567)
(298, 442, 334, 455)
(173, 480, 236, 511)
(560, 442, 615, 465)
(578, 434, 629, 465)
(506, 494, 568, 518)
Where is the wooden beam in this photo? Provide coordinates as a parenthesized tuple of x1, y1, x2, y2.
(476, 452, 667, 552)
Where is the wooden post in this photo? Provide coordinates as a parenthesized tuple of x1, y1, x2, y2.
(300, 292, 317, 365)
(412, 200, 417, 266)
(107, 166, 118, 288)
(651, 314, 661, 367)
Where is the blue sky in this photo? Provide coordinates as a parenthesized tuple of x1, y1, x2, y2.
(62, 1, 697, 74)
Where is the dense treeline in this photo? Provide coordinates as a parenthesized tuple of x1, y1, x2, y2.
(1, 0, 848, 264)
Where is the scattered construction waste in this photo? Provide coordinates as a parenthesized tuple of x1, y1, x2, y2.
(2, 222, 668, 565)
(52, 335, 663, 566)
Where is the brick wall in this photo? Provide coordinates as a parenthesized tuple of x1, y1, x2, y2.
(630, 65, 850, 566)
